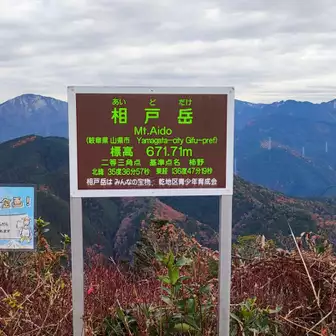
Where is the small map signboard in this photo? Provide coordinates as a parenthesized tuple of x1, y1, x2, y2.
(0, 185, 36, 250)
(68, 87, 234, 197)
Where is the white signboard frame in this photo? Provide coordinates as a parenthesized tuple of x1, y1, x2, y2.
(68, 86, 234, 197)
(67, 86, 234, 336)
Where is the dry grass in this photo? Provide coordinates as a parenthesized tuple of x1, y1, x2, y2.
(231, 253, 336, 335)
(0, 221, 335, 335)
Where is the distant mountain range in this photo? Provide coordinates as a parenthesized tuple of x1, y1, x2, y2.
(235, 99, 336, 197)
(1, 94, 336, 197)
(0, 94, 68, 142)
(2, 135, 336, 257)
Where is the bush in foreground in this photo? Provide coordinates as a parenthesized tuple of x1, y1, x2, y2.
(0, 218, 335, 335)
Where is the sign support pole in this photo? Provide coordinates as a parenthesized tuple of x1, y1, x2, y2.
(218, 194, 233, 335)
(67, 86, 235, 335)
(70, 196, 84, 336)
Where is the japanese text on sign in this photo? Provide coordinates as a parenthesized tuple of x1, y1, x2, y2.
(75, 93, 228, 190)
(0, 185, 35, 250)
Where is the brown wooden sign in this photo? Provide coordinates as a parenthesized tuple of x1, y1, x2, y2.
(68, 87, 234, 197)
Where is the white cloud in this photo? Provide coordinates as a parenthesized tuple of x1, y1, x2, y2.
(0, 0, 335, 103)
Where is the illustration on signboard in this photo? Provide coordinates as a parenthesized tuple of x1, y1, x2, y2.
(0, 186, 35, 250)
(1, 198, 11, 208)
(19, 216, 32, 242)
(12, 196, 24, 208)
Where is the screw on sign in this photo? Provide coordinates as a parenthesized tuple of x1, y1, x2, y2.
(75, 93, 228, 191)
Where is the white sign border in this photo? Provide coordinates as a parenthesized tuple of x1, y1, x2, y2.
(67, 86, 235, 197)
